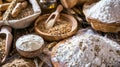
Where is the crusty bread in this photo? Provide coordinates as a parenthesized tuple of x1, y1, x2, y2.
(51, 29, 120, 67)
(83, 0, 120, 32)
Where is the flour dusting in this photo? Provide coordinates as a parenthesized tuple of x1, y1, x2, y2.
(85, 0, 120, 23)
(16, 34, 44, 51)
(52, 29, 120, 67)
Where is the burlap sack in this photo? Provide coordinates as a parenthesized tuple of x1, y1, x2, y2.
(0, 0, 41, 29)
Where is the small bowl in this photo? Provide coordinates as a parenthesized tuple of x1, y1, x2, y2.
(34, 14, 78, 41)
(16, 34, 44, 58)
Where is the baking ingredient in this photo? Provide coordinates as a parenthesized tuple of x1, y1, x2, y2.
(0, 0, 2, 4)
(47, 23, 71, 35)
(16, 34, 44, 51)
(3, 0, 17, 21)
(0, 3, 10, 11)
(52, 29, 120, 67)
(0, 36, 6, 63)
(84, 0, 120, 23)
(9, 5, 34, 20)
(2, 58, 36, 67)
(21, 1, 28, 9)
(11, 3, 22, 17)
(38, 20, 72, 35)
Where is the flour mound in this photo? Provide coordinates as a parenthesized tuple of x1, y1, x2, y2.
(84, 0, 120, 23)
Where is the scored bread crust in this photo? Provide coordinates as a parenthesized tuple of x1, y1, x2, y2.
(83, 1, 120, 33)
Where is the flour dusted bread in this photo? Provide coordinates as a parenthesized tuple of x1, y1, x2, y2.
(83, 0, 120, 32)
(51, 29, 120, 67)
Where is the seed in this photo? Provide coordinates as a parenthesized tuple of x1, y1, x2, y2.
(38, 20, 72, 35)
(0, 38, 5, 62)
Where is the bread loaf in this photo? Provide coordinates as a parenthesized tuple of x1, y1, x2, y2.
(51, 29, 120, 67)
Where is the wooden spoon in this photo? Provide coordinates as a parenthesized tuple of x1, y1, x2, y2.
(45, 5, 63, 29)
(0, 26, 13, 63)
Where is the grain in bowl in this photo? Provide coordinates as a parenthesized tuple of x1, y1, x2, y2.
(38, 19, 72, 36)
(0, 34, 6, 63)
(35, 14, 78, 41)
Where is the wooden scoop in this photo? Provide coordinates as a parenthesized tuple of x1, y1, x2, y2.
(0, 26, 13, 63)
(45, 5, 63, 29)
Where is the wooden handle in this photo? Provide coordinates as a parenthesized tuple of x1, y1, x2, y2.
(1, 26, 12, 33)
(55, 5, 63, 14)
(45, 5, 63, 29)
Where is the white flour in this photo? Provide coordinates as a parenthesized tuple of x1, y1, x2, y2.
(16, 34, 44, 51)
(52, 29, 120, 67)
(84, 0, 120, 23)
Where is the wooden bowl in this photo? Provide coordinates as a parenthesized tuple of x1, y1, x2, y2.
(34, 14, 78, 41)
(16, 47, 43, 58)
(16, 34, 44, 58)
